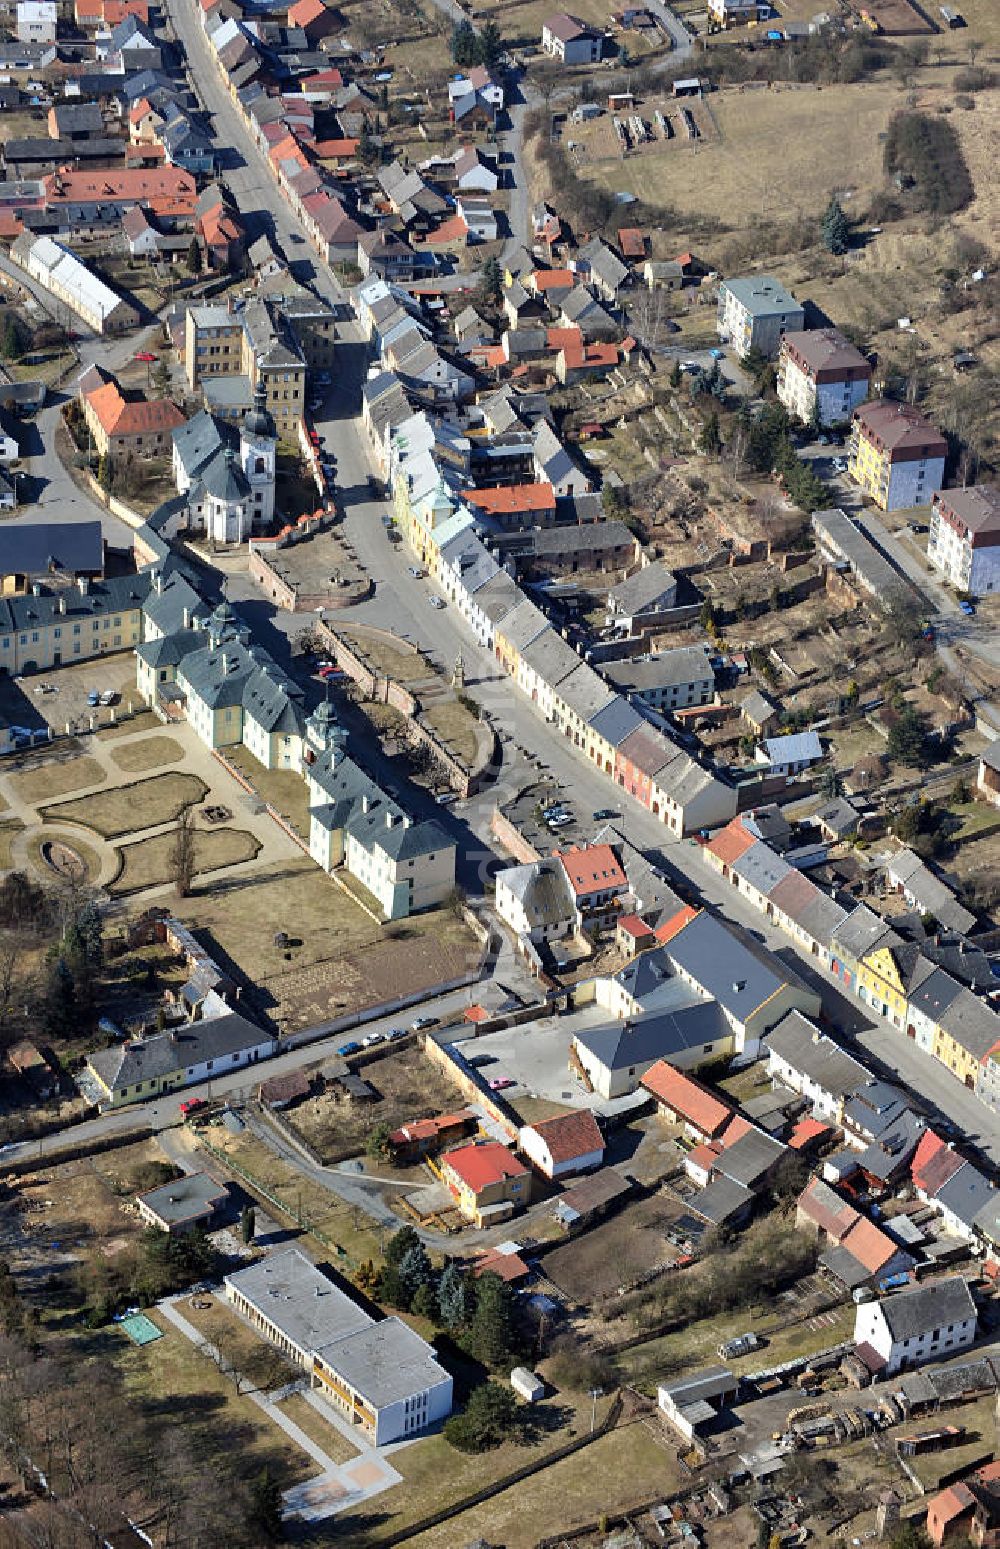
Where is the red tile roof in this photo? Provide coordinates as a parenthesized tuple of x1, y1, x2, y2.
(640, 1061, 732, 1139)
(389, 1109, 475, 1145)
(561, 342, 619, 370)
(546, 325, 583, 352)
(44, 167, 195, 205)
(797, 1176, 858, 1241)
(85, 380, 185, 438)
(472, 1248, 529, 1282)
(442, 1141, 528, 1193)
(840, 1215, 897, 1275)
(915, 1143, 966, 1197)
(719, 1114, 752, 1147)
(523, 1109, 604, 1166)
(788, 1116, 831, 1150)
(618, 913, 654, 940)
(288, 0, 327, 24)
(653, 904, 699, 945)
(557, 842, 627, 899)
(529, 268, 574, 291)
(705, 819, 759, 867)
(910, 1127, 946, 1188)
(617, 226, 646, 258)
(686, 1140, 721, 1173)
(462, 482, 555, 515)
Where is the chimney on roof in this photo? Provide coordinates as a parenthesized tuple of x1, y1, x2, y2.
(183, 606, 191, 628)
(77, 575, 89, 595)
(57, 594, 66, 614)
(733, 980, 745, 994)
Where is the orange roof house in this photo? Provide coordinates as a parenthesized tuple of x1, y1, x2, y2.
(518, 1110, 605, 1179)
(440, 1141, 530, 1227)
(556, 842, 628, 905)
(82, 376, 185, 458)
(641, 1061, 733, 1140)
(617, 227, 646, 259)
(927, 1463, 1000, 1547)
(527, 267, 575, 295)
(703, 818, 760, 869)
(461, 482, 555, 519)
(653, 904, 699, 945)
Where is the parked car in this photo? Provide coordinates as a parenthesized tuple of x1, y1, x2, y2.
(709, 347, 725, 360)
(386, 1027, 407, 1041)
(429, 596, 446, 609)
(548, 813, 574, 829)
(179, 1098, 207, 1117)
(959, 599, 976, 616)
(593, 808, 619, 820)
(407, 566, 424, 578)
(436, 791, 456, 805)
(99, 690, 118, 706)
(86, 689, 100, 706)
(337, 1040, 361, 1056)
(361, 1032, 384, 1047)
(410, 1015, 438, 1031)
(489, 1076, 516, 1092)
(318, 665, 345, 680)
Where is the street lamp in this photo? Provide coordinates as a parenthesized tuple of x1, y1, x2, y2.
(589, 1387, 603, 1433)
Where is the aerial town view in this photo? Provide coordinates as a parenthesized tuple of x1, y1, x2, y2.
(0, 0, 996, 1538)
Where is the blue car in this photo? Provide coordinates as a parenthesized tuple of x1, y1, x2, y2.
(959, 600, 975, 616)
(709, 347, 725, 360)
(338, 1040, 361, 1056)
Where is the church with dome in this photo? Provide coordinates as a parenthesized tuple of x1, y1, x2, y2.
(169, 383, 277, 544)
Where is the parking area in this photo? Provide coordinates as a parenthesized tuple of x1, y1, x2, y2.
(448, 1004, 618, 1114)
(495, 780, 624, 858)
(0, 654, 143, 736)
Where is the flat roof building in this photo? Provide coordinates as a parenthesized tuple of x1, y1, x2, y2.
(225, 1248, 452, 1445)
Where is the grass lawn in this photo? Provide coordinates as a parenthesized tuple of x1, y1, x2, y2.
(422, 700, 479, 768)
(579, 82, 891, 225)
(951, 802, 1000, 843)
(889, 1395, 997, 1491)
(96, 710, 160, 740)
(117, 1313, 316, 1490)
(337, 625, 429, 685)
(42, 772, 208, 838)
(7, 755, 106, 804)
(0, 819, 24, 869)
(110, 734, 185, 773)
(110, 826, 261, 895)
(201, 1125, 385, 1267)
(615, 1301, 853, 1391)
(339, 1387, 621, 1546)
(180, 1293, 299, 1392)
(346, 1411, 676, 1549)
(223, 747, 312, 835)
(165, 856, 380, 980)
(276, 1392, 362, 1465)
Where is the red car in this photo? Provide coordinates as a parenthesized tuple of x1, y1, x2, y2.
(317, 664, 345, 679)
(489, 1076, 516, 1092)
(179, 1098, 207, 1117)
(134, 351, 157, 362)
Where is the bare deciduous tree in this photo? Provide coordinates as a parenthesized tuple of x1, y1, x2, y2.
(170, 809, 196, 899)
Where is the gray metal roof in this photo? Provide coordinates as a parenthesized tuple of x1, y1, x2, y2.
(529, 519, 634, 557)
(88, 1011, 274, 1095)
(692, 1175, 754, 1226)
(731, 842, 792, 897)
(607, 561, 678, 615)
(607, 645, 713, 695)
(556, 661, 616, 723)
(225, 1248, 372, 1351)
(764, 1012, 868, 1098)
(137, 1170, 227, 1225)
(721, 275, 802, 317)
(315, 1316, 449, 1407)
(499, 858, 574, 926)
(935, 1164, 996, 1229)
(0, 520, 103, 577)
(587, 695, 645, 746)
(575, 999, 730, 1073)
(877, 1276, 976, 1343)
(715, 1127, 785, 1189)
(663, 911, 796, 1023)
(519, 628, 581, 688)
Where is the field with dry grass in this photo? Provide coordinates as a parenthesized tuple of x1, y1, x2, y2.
(110, 825, 262, 896)
(288, 1044, 462, 1163)
(42, 772, 208, 838)
(109, 734, 185, 773)
(579, 81, 892, 223)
